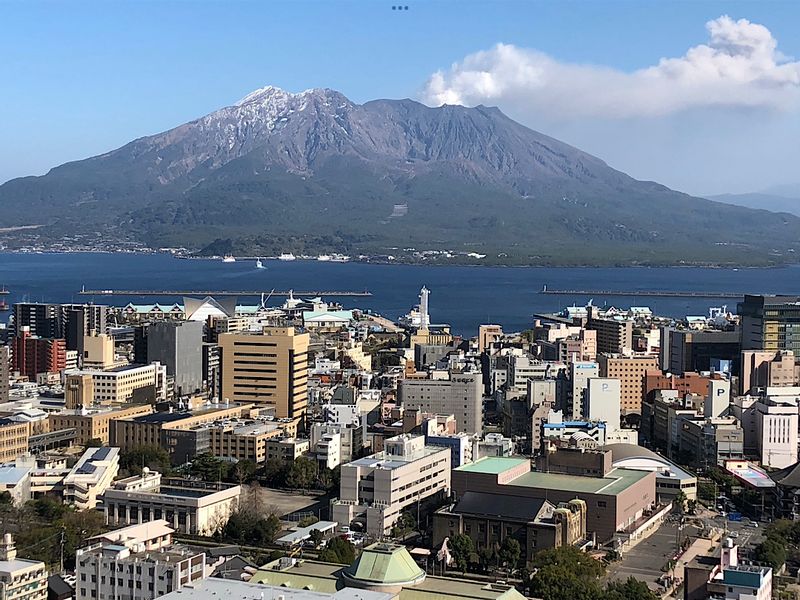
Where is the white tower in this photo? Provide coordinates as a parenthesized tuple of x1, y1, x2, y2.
(419, 286, 430, 330)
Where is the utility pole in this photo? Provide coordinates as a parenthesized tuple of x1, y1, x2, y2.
(59, 527, 65, 574)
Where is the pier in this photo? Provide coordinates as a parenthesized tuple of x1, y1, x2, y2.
(77, 289, 372, 297)
(540, 288, 745, 299)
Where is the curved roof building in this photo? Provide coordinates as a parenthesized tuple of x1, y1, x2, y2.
(602, 443, 697, 500)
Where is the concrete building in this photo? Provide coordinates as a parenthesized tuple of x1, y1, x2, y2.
(249, 543, 528, 600)
(81, 333, 115, 370)
(684, 539, 772, 600)
(569, 361, 598, 419)
(588, 317, 633, 354)
(11, 332, 66, 381)
(64, 304, 109, 354)
(601, 443, 697, 501)
(0, 346, 9, 404)
(397, 372, 482, 434)
(664, 329, 739, 376)
(75, 521, 206, 600)
(754, 396, 798, 469)
(451, 456, 656, 543)
(477, 325, 503, 353)
(12, 303, 62, 339)
(0, 419, 32, 463)
(50, 404, 154, 446)
(740, 349, 800, 394)
(70, 363, 167, 404)
(0, 534, 47, 600)
(310, 423, 363, 466)
(65, 373, 94, 409)
(331, 434, 451, 537)
(265, 437, 310, 463)
(598, 353, 659, 415)
(586, 378, 621, 432)
(103, 475, 240, 535)
(433, 496, 587, 567)
(62, 446, 120, 510)
(219, 327, 309, 419)
(679, 417, 743, 471)
(147, 321, 204, 396)
(739, 294, 800, 352)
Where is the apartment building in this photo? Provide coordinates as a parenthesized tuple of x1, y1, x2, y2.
(12, 331, 66, 381)
(739, 294, 800, 352)
(588, 317, 633, 354)
(397, 372, 483, 434)
(0, 535, 47, 600)
(265, 437, 310, 463)
(75, 521, 206, 600)
(50, 404, 154, 446)
(332, 434, 451, 537)
(598, 353, 659, 415)
(219, 327, 309, 419)
(0, 346, 9, 403)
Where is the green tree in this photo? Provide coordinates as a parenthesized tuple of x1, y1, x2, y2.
(299, 515, 319, 528)
(448, 533, 474, 573)
(220, 509, 281, 545)
(189, 454, 231, 482)
(120, 445, 172, 475)
(605, 577, 660, 600)
(478, 545, 496, 572)
(674, 490, 687, 514)
(309, 529, 324, 547)
(686, 499, 698, 515)
(286, 457, 317, 491)
(528, 546, 605, 600)
(754, 537, 787, 571)
(498, 537, 521, 570)
(262, 459, 289, 487)
(84, 438, 104, 448)
(318, 536, 356, 564)
(0, 491, 13, 505)
(29, 496, 67, 521)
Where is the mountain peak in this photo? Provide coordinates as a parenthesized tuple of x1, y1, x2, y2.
(235, 85, 347, 107)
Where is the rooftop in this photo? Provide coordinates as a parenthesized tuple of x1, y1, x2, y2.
(157, 578, 393, 600)
(509, 467, 652, 496)
(454, 457, 528, 475)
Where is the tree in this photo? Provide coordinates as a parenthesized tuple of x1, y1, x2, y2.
(309, 529, 324, 547)
(528, 546, 605, 600)
(220, 509, 281, 546)
(674, 490, 687, 514)
(299, 515, 319, 528)
(686, 499, 698, 515)
(754, 537, 787, 571)
(286, 457, 317, 491)
(605, 577, 660, 600)
(232, 460, 257, 485)
(189, 454, 231, 482)
(498, 537, 521, 570)
(0, 491, 13, 505)
(262, 459, 289, 487)
(448, 534, 474, 573)
(318, 536, 356, 564)
(120, 445, 171, 475)
(85, 438, 104, 448)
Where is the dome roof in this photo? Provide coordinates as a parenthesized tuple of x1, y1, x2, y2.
(341, 543, 426, 591)
(601, 443, 664, 463)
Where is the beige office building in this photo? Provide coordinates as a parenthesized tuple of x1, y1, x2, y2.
(0, 420, 32, 463)
(65, 373, 94, 409)
(219, 327, 309, 419)
(599, 353, 659, 415)
(332, 434, 451, 537)
(71, 362, 167, 404)
(50, 404, 153, 445)
(81, 333, 115, 369)
(265, 437, 310, 463)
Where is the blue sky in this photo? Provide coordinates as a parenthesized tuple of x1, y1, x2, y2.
(2, 0, 799, 195)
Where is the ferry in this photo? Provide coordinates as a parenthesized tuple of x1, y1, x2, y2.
(255, 258, 265, 269)
(278, 253, 296, 261)
(317, 254, 332, 262)
(330, 254, 350, 263)
(0, 301, 8, 312)
(222, 255, 236, 263)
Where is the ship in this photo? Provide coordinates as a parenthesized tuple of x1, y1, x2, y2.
(330, 254, 350, 263)
(278, 253, 296, 261)
(222, 255, 236, 263)
(255, 258, 265, 269)
(317, 254, 332, 261)
(0, 300, 8, 312)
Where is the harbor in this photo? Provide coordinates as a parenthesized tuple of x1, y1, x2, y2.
(77, 289, 372, 297)
(540, 287, 747, 299)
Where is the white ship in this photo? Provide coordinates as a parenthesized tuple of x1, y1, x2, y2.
(278, 253, 296, 261)
(330, 254, 350, 262)
(255, 258, 265, 269)
(317, 254, 332, 261)
(222, 255, 236, 263)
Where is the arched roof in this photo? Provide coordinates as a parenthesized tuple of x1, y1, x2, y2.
(601, 443, 665, 463)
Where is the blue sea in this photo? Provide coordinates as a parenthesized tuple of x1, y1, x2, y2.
(0, 253, 798, 335)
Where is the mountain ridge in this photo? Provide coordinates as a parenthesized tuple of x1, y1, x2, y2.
(1, 85, 798, 266)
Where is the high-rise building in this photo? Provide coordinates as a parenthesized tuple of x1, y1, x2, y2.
(146, 321, 204, 396)
(64, 304, 109, 352)
(0, 346, 9, 403)
(219, 327, 309, 419)
(586, 378, 621, 431)
(65, 373, 94, 409)
(478, 324, 503, 353)
(398, 372, 483, 434)
(739, 294, 800, 352)
(569, 361, 599, 418)
(664, 329, 740, 375)
(0, 534, 48, 600)
(11, 330, 66, 381)
(12, 303, 62, 338)
(598, 353, 659, 415)
(588, 317, 633, 354)
(81, 332, 115, 369)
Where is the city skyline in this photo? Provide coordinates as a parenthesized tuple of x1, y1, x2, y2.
(2, 0, 799, 197)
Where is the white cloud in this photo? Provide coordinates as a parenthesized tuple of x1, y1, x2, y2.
(421, 16, 800, 118)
